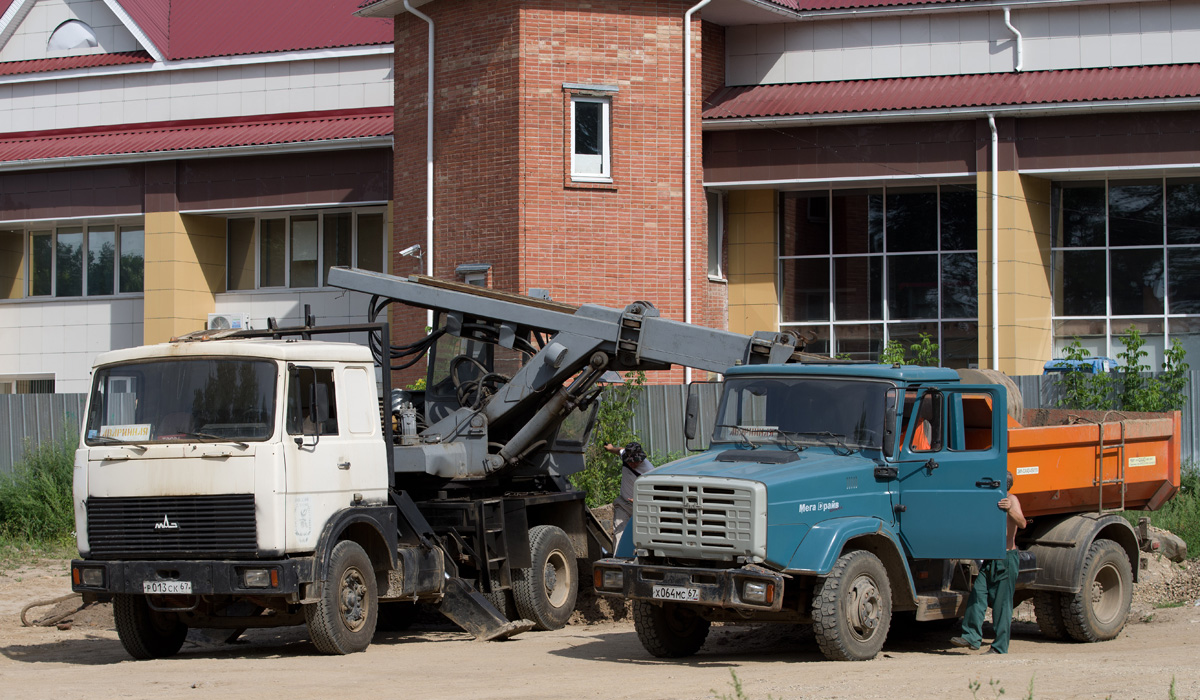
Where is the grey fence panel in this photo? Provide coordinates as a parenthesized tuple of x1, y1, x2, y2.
(0, 393, 87, 475)
(631, 374, 1200, 466)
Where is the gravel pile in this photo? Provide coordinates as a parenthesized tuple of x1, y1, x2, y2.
(1133, 554, 1200, 608)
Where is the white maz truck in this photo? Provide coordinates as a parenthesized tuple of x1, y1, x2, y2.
(70, 268, 812, 658)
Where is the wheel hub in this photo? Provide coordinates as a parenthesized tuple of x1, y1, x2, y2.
(340, 567, 369, 632)
(846, 574, 882, 640)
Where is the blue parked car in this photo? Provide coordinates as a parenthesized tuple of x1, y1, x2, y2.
(1043, 357, 1118, 374)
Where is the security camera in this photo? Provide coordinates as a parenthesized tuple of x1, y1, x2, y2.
(400, 244, 422, 257)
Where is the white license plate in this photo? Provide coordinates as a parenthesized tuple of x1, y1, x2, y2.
(143, 580, 192, 594)
(651, 585, 700, 602)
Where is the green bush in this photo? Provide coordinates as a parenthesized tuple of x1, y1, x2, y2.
(571, 371, 645, 508)
(1125, 462, 1200, 559)
(0, 435, 76, 545)
(1056, 327, 1189, 412)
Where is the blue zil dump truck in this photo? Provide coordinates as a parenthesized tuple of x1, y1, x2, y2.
(593, 364, 1181, 661)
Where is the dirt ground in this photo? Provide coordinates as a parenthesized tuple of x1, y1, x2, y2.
(2, 556, 1199, 700)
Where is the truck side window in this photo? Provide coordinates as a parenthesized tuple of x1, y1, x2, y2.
(909, 392, 939, 453)
(954, 394, 994, 451)
(288, 367, 339, 436)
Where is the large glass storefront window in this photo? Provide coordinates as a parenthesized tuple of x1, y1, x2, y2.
(779, 185, 979, 367)
(1052, 177, 1200, 367)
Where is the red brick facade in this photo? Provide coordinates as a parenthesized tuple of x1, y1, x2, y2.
(390, 0, 727, 381)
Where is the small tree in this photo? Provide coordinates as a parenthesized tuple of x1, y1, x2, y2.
(1055, 339, 1114, 411)
(570, 370, 645, 507)
(878, 333, 939, 366)
(1056, 329, 1188, 413)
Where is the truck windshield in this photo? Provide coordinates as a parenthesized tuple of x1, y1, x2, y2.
(712, 377, 887, 451)
(85, 359, 278, 444)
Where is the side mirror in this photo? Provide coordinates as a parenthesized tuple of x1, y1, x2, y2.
(883, 388, 898, 458)
(684, 394, 700, 441)
(313, 381, 331, 424)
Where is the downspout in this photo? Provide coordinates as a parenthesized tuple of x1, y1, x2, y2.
(405, 0, 435, 327)
(683, 0, 712, 385)
(1002, 7, 1023, 72)
(988, 114, 1000, 371)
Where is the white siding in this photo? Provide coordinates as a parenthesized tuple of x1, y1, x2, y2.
(724, 0, 1200, 86)
(0, 0, 138, 63)
(0, 296, 144, 392)
(0, 54, 393, 132)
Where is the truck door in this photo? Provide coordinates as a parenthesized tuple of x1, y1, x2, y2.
(283, 364, 381, 551)
(894, 385, 1007, 560)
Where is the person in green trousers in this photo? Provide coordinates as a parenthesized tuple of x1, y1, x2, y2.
(952, 471, 1026, 654)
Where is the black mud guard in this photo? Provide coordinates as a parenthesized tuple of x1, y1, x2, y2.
(312, 505, 399, 583)
(1019, 512, 1140, 593)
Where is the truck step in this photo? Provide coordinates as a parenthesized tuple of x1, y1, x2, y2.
(914, 590, 969, 621)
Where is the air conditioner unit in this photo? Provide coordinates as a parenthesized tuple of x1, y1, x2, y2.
(207, 312, 250, 331)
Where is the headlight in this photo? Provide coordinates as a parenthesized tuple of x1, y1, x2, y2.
(240, 568, 277, 588)
(742, 580, 773, 604)
(73, 566, 105, 587)
(602, 570, 624, 589)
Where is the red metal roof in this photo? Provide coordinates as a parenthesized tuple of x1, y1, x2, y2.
(0, 107, 392, 163)
(153, 0, 393, 60)
(703, 64, 1200, 120)
(0, 1, 392, 65)
(0, 51, 153, 77)
(763, 0, 973, 11)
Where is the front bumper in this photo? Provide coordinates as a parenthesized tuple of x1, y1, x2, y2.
(592, 558, 787, 612)
(70, 557, 316, 600)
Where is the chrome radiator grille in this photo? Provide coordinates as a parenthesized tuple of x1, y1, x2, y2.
(631, 476, 766, 560)
(86, 494, 257, 558)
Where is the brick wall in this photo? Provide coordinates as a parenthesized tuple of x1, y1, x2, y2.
(391, 0, 727, 383)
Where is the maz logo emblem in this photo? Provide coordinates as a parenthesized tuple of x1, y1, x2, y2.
(154, 515, 180, 530)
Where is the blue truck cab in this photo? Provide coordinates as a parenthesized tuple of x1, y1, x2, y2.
(593, 363, 1014, 661)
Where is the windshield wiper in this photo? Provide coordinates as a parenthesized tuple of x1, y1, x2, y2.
(714, 424, 759, 449)
(182, 432, 249, 448)
(790, 431, 855, 455)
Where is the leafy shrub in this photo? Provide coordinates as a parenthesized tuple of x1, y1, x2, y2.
(1126, 462, 1200, 559)
(0, 435, 76, 544)
(1056, 326, 1189, 412)
(571, 371, 645, 508)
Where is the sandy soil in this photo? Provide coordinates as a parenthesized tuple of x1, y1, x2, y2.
(2, 556, 1199, 700)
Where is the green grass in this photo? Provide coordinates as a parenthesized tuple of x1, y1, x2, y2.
(1125, 462, 1200, 559)
(0, 435, 77, 547)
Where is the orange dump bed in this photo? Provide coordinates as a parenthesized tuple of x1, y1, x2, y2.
(1007, 408, 1182, 518)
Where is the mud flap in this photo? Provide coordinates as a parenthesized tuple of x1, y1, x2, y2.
(436, 577, 534, 641)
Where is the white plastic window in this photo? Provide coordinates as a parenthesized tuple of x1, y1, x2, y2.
(571, 96, 611, 181)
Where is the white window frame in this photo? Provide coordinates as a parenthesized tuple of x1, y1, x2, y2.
(707, 191, 724, 280)
(570, 95, 612, 183)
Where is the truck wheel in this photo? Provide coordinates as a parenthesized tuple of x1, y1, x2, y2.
(512, 525, 578, 630)
(305, 540, 378, 654)
(812, 550, 892, 661)
(112, 594, 188, 660)
(483, 588, 519, 621)
(1033, 591, 1068, 640)
(1061, 539, 1132, 642)
(632, 600, 711, 657)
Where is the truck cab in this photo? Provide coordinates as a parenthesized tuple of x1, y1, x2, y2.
(72, 339, 398, 657)
(594, 364, 1009, 660)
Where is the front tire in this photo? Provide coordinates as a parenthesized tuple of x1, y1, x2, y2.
(812, 550, 892, 661)
(1061, 539, 1132, 642)
(512, 525, 578, 630)
(305, 540, 378, 654)
(632, 600, 711, 658)
(112, 594, 188, 660)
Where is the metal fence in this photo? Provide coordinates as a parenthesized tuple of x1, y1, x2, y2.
(5, 371, 1199, 474)
(0, 393, 86, 475)
(631, 372, 1200, 465)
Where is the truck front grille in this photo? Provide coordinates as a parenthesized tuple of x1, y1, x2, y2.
(632, 476, 765, 560)
(86, 494, 257, 558)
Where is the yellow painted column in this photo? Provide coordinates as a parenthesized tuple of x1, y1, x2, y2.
(977, 173, 1053, 374)
(726, 189, 779, 335)
(0, 230, 23, 299)
(143, 213, 227, 344)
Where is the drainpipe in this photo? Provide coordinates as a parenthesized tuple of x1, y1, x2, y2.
(988, 114, 1000, 371)
(405, 0, 435, 328)
(1002, 7, 1023, 72)
(683, 0, 711, 385)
